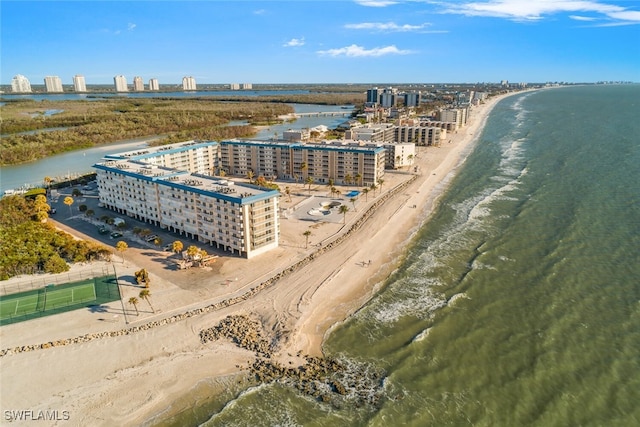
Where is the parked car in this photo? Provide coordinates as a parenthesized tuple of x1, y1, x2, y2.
(110, 232, 123, 239)
(98, 226, 109, 235)
(163, 243, 173, 252)
(145, 234, 158, 243)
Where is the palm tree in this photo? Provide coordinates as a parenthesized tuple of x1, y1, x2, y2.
(339, 205, 349, 223)
(345, 174, 352, 186)
(378, 178, 385, 193)
(128, 297, 139, 316)
(305, 176, 314, 195)
(139, 289, 155, 313)
(350, 197, 357, 212)
(362, 188, 369, 202)
(395, 155, 401, 169)
(172, 240, 184, 254)
(303, 230, 312, 249)
(246, 170, 255, 184)
(355, 173, 362, 187)
(43, 176, 53, 190)
(370, 183, 378, 197)
(116, 241, 128, 263)
(63, 196, 74, 215)
(285, 186, 292, 203)
(327, 179, 334, 196)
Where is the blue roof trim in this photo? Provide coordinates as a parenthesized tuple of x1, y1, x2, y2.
(221, 139, 302, 149)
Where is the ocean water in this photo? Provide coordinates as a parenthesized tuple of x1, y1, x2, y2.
(161, 85, 640, 426)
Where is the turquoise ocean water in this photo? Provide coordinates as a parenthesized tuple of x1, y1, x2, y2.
(162, 85, 640, 426)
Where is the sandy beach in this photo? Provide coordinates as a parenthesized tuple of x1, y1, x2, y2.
(0, 93, 513, 426)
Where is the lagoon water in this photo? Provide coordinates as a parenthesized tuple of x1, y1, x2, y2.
(161, 85, 640, 426)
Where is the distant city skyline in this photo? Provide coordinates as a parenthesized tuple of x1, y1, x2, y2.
(2, 1, 639, 85)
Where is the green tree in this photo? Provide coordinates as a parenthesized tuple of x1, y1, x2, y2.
(246, 170, 255, 183)
(43, 253, 69, 274)
(350, 197, 357, 212)
(172, 240, 184, 254)
(285, 186, 292, 202)
(355, 173, 362, 187)
(339, 205, 349, 223)
(85, 209, 95, 218)
(303, 230, 312, 249)
(63, 196, 74, 215)
(362, 187, 369, 202)
(370, 183, 378, 197)
(33, 194, 50, 222)
(116, 241, 128, 263)
(345, 174, 352, 186)
(128, 297, 139, 316)
(72, 188, 82, 197)
(139, 289, 155, 313)
(378, 178, 385, 193)
(78, 204, 88, 213)
(186, 245, 200, 259)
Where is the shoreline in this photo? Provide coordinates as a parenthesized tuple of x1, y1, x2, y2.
(0, 91, 522, 425)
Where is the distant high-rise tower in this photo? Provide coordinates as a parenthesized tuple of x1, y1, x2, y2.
(241, 83, 252, 90)
(73, 75, 87, 92)
(403, 91, 421, 107)
(11, 75, 32, 93)
(366, 87, 380, 104)
(133, 76, 144, 91)
(114, 75, 128, 92)
(230, 83, 240, 90)
(379, 87, 397, 108)
(182, 76, 196, 91)
(148, 78, 159, 91)
(44, 76, 63, 93)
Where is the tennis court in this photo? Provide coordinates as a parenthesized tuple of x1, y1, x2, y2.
(0, 275, 120, 325)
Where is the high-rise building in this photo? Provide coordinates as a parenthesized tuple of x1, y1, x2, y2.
(403, 91, 421, 107)
(230, 83, 240, 90)
(240, 83, 252, 90)
(11, 75, 32, 93)
(133, 76, 144, 91)
(182, 76, 197, 91)
(148, 78, 159, 91)
(44, 76, 63, 93)
(379, 88, 397, 108)
(114, 75, 128, 92)
(366, 87, 380, 104)
(73, 75, 87, 92)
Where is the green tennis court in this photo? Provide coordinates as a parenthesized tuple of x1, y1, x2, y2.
(0, 275, 120, 325)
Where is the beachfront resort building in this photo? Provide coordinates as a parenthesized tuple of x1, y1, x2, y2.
(219, 139, 386, 186)
(114, 75, 128, 92)
(182, 76, 197, 91)
(44, 76, 63, 93)
(95, 141, 279, 258)
(73, 75, 87, 92)
(11, 75, 32, 93)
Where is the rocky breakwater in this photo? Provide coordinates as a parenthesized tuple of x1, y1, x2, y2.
(200, 315, 387, 409)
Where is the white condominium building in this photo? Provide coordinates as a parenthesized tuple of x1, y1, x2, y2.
(44, 76, 63, 93)
(114, 75, 128, 92)
(73, 75, 87, 92)
(11, 74, 32, 93)
(149, 78, 159, 91)
(240, 83, 252, 90)
(105, 140, 219, 176)
(182, 76, 197, 91)
(95, 141, 279, 259)
(220, 139, 386, 186)
(437, 107, 469, 129)
(394, 126, 442, 147)
(133, 76, 144, 91)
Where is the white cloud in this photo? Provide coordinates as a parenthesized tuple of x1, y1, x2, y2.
(284, 38, 305, 47)
(345, 21, 433, 32)
(437, 0, 640, 24)
(253, 9, 266, 15)
(127, 23, 136, 31)
(317, 44, 414, 57)
(354, 0, 399, 6)
(569, 15, 597, 21)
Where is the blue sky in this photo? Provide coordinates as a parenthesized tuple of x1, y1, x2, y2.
(2, 0, 639, 85)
